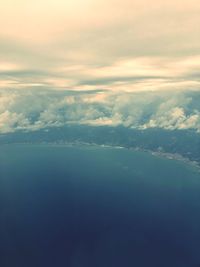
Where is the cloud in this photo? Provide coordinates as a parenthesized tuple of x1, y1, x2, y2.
(0, 111, 29, 133)
(1, 0, 200, 134)
(1, 54, 200, 94)
(1, 88, 200, 134)
(1, 0, 200, 92)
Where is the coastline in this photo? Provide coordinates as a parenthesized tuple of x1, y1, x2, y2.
(142, 149, 200, 171)
(1, 141, 200, 172)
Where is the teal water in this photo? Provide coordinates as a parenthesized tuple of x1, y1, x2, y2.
(0, 144, 200, 267)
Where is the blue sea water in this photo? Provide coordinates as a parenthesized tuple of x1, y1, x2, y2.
(1, 144, 200, 267)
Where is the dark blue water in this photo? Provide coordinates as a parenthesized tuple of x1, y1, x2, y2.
(1, 144, 200, 267)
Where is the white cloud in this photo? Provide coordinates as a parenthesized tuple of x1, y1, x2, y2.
(1, 88, 200, 134)
(1, 0, 200, 135)
(0, 110, 29, 133)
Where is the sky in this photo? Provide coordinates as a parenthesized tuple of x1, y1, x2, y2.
(1, 0, 200, 132)
(1, 0, 200, 92)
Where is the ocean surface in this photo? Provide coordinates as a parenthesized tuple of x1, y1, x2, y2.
(1, 144, 200, 267)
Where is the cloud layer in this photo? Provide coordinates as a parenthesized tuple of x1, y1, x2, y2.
(1, 88, 200, 133)
(1, 0, 200, 92)
(1, 0, 200, 133)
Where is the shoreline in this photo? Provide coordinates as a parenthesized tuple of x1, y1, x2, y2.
(1, 141, 200, 171)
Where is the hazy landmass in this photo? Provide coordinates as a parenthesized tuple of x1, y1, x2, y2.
(1, 125, 200, 168)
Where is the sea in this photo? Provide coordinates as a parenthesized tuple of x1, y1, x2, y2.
(1, 144, 200, 267)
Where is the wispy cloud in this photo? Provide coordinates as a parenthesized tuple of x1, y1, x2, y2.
(1, 0, 200, 90)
